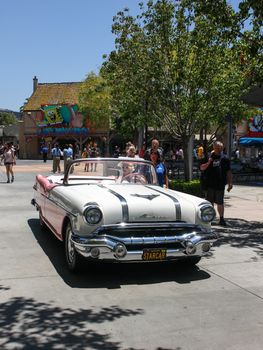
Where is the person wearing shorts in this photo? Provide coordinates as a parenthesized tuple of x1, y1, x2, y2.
(1, 142, 16, 183)
(200, 141, 233, 226)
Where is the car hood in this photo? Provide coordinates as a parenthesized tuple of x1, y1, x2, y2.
(54, 184, 204, 224)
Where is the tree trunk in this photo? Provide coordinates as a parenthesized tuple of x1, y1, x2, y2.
(182, 136, 193, 181)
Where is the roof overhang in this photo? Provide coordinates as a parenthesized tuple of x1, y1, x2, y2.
(239, 137, 263, 146)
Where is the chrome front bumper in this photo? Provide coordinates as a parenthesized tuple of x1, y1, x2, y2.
(71, 223, 218, 261)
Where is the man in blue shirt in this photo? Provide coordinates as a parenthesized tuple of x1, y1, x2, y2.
(51, 143, 62, 173)
(41, 144, 49, 163)
(63, 144, 73, 173)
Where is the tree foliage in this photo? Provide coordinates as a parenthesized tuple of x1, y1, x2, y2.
(101, 7, 156, 137)
(236, 0, 263, 85)
(80, 0, 261, 179)
(78, 72, 111, 129)
(0, 111, 17, 125)
(102, 0, 256, 179)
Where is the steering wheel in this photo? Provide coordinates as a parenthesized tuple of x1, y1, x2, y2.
(122, 173, 147, 184)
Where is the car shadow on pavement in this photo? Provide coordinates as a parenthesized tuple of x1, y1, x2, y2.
(213, 218, 263, 258)
(28, 218, 211, 289)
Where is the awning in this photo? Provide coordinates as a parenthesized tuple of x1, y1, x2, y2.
(239, 137, 263, 146)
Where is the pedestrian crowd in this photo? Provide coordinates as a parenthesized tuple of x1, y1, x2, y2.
(39, 140, 102, 174)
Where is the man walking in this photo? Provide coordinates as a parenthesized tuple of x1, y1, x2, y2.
(51, 143, 62, 173)
(89, 142, 100, 172)
(63, 144, 73, 173)
(41, 144, 49, 163)
(200, 141, 233, 226)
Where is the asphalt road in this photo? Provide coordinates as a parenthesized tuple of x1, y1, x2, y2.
(0, 160, 263, 350)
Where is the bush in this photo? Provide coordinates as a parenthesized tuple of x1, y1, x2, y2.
(168, 179, 204, 198)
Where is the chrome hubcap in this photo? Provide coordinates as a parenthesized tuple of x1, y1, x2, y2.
(67, 227, 75, 263)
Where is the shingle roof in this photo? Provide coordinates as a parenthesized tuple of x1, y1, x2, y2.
(23, 82, 82, 111)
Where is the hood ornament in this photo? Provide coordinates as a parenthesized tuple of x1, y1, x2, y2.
(131, 193, 160, 201)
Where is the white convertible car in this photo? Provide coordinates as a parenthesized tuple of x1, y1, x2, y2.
(32, 158, 217, 272)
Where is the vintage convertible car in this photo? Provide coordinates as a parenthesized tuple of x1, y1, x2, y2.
(32, 158, 217, 272)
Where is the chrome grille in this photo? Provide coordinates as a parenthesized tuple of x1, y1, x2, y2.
(94, 223, 203, 238)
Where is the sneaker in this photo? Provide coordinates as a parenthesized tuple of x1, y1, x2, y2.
(219, 218, 227, 226)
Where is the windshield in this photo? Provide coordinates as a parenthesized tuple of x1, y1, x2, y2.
(64, 158, 159, 185)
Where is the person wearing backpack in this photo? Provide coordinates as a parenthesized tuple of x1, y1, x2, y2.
(144, 139, 168, 188)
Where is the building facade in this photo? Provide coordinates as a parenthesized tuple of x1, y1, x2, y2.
(19, 77, 109, 159)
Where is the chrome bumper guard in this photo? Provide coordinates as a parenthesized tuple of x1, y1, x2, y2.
(71, 223, 218, 261)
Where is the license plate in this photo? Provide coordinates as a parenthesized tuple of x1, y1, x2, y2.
(142, 249, 167, 261)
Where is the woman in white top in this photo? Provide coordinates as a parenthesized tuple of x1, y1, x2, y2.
(127, 145, 140, 158)
(2, 143, 15, 183)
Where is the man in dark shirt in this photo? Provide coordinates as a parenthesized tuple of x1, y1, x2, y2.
(200, 141, 233, 226)
(41, 144, 49, 163)
(144, 138, 163, 164)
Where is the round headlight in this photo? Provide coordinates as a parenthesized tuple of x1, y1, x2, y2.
(84, 207, 102, 224)
(200, 205, 216, 222)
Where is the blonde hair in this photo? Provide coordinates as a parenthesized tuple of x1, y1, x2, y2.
(128, 146, 136, 153)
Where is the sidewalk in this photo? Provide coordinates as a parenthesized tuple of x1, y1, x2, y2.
(224, 184, 263, 222)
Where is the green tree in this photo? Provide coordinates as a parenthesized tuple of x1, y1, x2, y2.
(103, 0, 250, 179)
(236, 0, 263, 85)
(78, 72, 111, 127)
(78, 72, 112, 154)
(0, 111, 17, 125)
(101, 7, 157, 141)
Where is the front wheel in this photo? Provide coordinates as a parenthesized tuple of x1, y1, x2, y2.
(64, 222, 81, 272)
(178, 256, 201, 267)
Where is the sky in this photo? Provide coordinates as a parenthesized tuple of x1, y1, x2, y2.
(0, 0, 241, 112)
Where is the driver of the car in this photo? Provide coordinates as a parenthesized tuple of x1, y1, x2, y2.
(122, 162, 135, 181)
(121, 162, 148, 184)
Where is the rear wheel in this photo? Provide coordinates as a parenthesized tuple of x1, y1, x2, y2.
(39, 211, 48, 231)
(64, 222, 81, 272)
